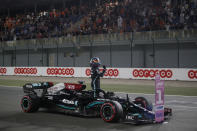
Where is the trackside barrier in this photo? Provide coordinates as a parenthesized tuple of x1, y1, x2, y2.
(0, 67, 196, 81)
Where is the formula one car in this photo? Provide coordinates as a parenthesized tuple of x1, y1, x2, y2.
(21, 81, 172, 124)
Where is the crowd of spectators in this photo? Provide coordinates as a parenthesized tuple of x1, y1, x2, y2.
(0, 0, 197, 41)
(79, 0, 197, 35)
(0, 3, 90, 41)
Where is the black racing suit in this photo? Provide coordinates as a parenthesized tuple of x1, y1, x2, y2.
(91, 66, 106, 98)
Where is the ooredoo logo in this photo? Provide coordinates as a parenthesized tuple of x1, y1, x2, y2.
(132, 69, 173, 78)
(85, 68, 119, 77)
(104, 69, 119, 77)
(85, 69, 91, 76)
(188, 70, 197, 79)
(0, 68, 7, 74)
(14, 68, 37, 74)
(47, 68, 74, 75)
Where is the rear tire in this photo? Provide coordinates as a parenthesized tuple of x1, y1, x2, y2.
(100, 101, 123, 122)
(21, 95, 40, 113)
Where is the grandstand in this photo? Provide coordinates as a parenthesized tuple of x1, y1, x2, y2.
(0, 0, 197, 68)
(1, 0, 197, 41)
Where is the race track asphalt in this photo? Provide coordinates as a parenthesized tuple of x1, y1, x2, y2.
(0, 86, 197, 131)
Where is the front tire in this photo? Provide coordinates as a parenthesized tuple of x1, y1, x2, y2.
(134, 97, 153, 111)
(100, 101, 123, 122)
(21, 95, 39, 113)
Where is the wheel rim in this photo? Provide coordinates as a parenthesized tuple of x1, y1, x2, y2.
(22, 99, 29, 109)
(21, 96, 32, 112)
(103, 106, 113, 119)
(101, 103, 116, 122)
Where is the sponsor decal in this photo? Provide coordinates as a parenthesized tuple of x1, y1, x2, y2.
(64, 83, 83, 91)
(85, 68, 119, 77)
(127, 114, 142, 120)
(155, 112, 163, 118)
(14, 68, 37, 74)
(155, 105, 164, 110)
(47, 86, 58, 92)
(67, 85, 75, 90)
(25, 85, 32, 88)
(188, 70, 197, 79)
(47, 96, 53, 100)
(132, 69, 173, 78)
(62, 99, 75, 105)
(127, 116, 133, 120)
(0, 68, 7, 74)
(47, 68, 74, 76)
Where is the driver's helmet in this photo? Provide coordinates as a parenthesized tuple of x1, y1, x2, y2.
(90, 57, 101, 67)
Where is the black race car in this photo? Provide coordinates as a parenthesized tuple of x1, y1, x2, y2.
(21, 81, 172, 124)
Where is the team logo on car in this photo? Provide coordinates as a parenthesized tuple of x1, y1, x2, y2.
(62, 99, 75, 105)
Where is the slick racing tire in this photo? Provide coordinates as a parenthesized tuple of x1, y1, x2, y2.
(100, 101, 123, 123)
(134, 97, 153, 111)
(21, 95, 40, 113)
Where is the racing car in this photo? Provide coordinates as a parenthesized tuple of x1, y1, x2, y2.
(21, 81, 172, 124)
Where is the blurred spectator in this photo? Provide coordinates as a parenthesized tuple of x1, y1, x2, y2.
(0, 0, 197, 42)
(117, 16, 123, 31)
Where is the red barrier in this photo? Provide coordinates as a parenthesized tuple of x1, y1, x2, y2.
(132, 69, 173, 78)
(188, 70, 197, 79)
(85, 69, 91, 76)
(85, 68, 119, 77)
(47, 68, 74, 76)
(0, 68, 7, 74)
(14, 68, 37, 74)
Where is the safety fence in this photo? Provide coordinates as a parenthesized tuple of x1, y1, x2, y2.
(0, 67, 196, 81)
(1, 29, 197, 46)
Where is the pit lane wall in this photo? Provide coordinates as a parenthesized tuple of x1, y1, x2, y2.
(0, 67, 197, 81)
